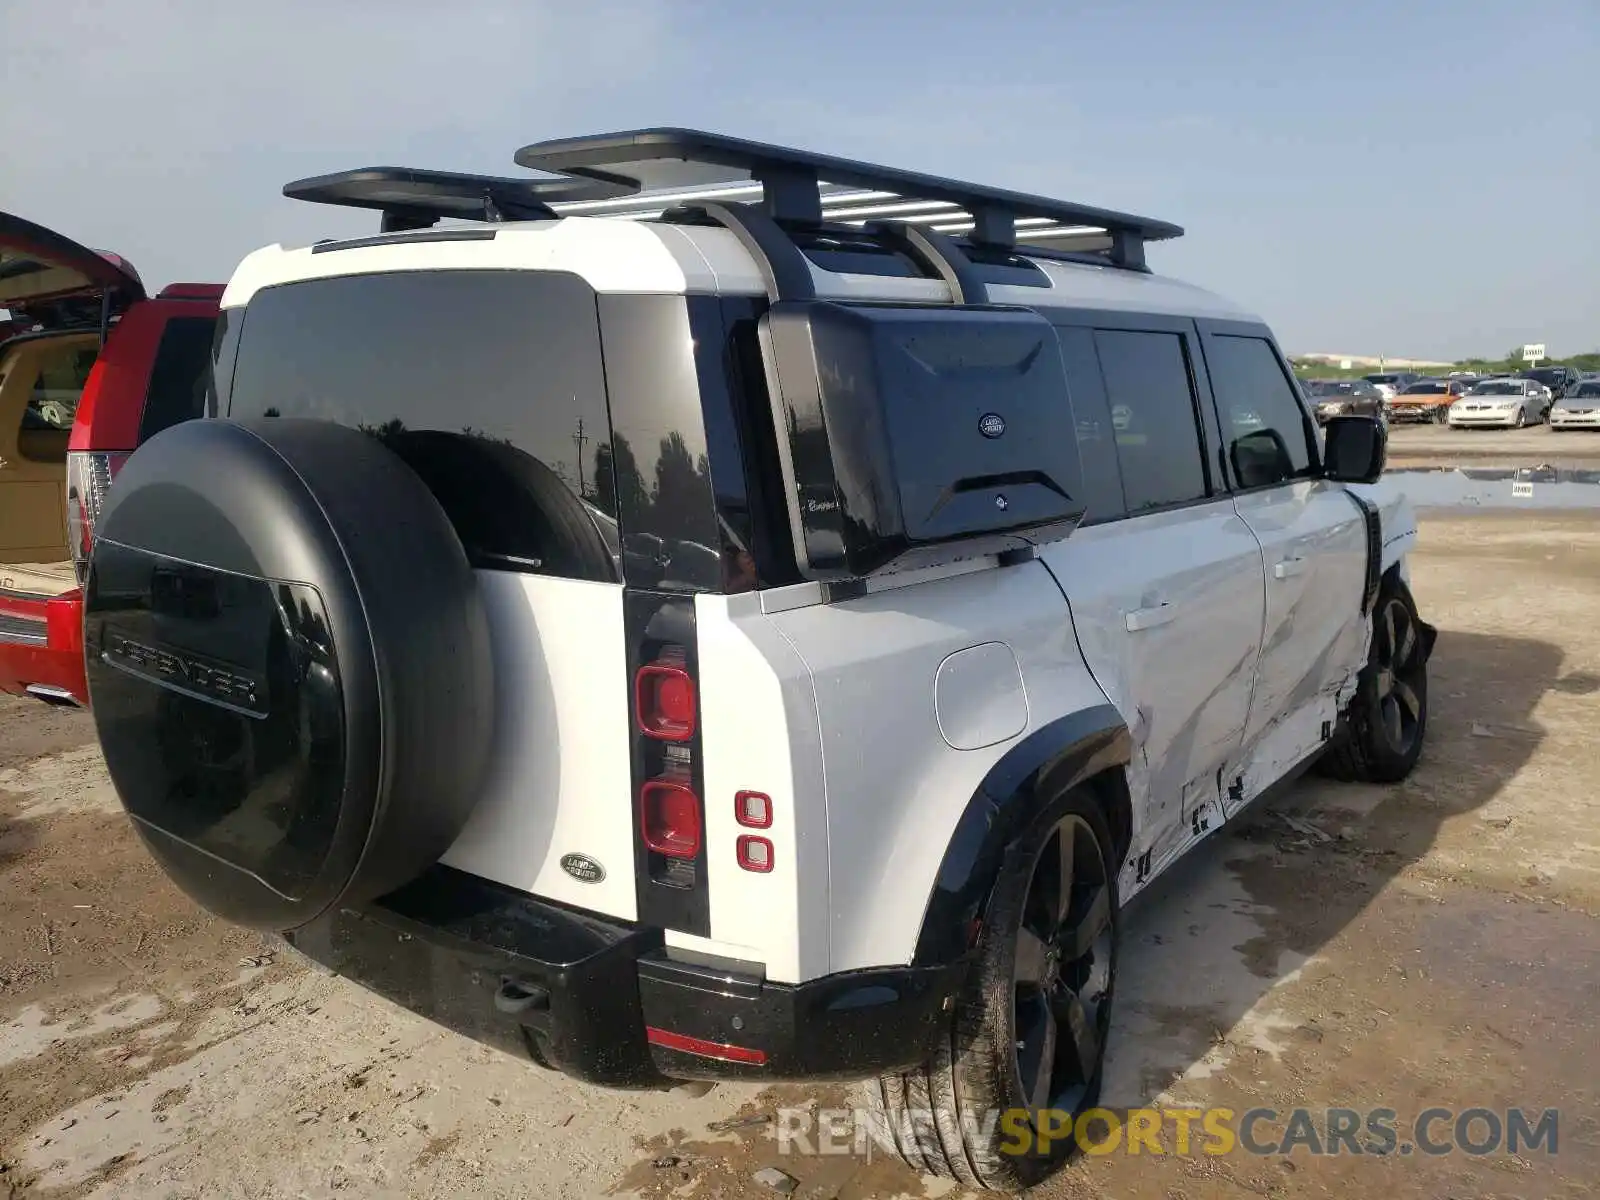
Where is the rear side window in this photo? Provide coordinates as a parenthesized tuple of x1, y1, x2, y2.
(1053, 326, 1126, 523)
(1203, 334, 1316, 486)
(1092, 329, 1209, 513)
(138, 316, 218, 442)
(225, 270, 617, 582)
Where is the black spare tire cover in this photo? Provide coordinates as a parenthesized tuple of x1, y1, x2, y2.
(85, 417, 494, 931)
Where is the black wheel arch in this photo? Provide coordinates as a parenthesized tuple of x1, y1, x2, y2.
(911, 704, 1132, 967)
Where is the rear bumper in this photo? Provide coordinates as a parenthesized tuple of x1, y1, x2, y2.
(284, 866, 964, 1089)
(0, 589, 87, 705)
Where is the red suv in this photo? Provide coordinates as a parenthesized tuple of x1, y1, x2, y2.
(1, 212, 220, 706)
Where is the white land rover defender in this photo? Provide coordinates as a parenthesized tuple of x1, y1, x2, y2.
(85, 129, 1434, 1190)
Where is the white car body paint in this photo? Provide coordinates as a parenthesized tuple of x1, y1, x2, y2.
(755, 560, 1109, 974)
(1040, 501, 1267, 894)
(440, 573, 638, 920)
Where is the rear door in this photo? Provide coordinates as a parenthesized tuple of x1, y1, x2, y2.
(1196, 320, 1367, 814)
(214, 265, 643, 922)
(1039, 315, 1267, 877)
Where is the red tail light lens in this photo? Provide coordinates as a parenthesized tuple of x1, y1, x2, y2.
(636, 656, 696, 741)
(735, 791, 772, 829)
(640, 778, 702, 859)
(66, 450, 130, 585)
(736, 835, 774, 873)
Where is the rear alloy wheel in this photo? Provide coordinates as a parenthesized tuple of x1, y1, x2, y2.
(1320, 578, 1432, 783)
(868, 789, 1117, 1190)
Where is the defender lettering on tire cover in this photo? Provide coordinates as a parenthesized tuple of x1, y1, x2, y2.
(85, 417, 493, 931)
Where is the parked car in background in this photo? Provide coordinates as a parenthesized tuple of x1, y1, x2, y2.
(1386, 377, 1474, 424)
(1363, 371, 1422, 401)
(1549, 380, 1600, 431)
(1522, 365, 1581, 400)
(1304, 378, 1386, 422)
(0, 211, 220, 706)
(1446, 378, 1549, 428)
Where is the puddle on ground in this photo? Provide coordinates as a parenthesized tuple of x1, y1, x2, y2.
(1387, 465, 1600, 510)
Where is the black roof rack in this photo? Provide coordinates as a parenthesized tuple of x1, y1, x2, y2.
(516, 127, 1182, 269)
(282, 166, 630, 232)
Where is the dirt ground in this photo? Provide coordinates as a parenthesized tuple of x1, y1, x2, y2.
(3, 510, 1598, 1200)
(1385, 421, 1600, 466)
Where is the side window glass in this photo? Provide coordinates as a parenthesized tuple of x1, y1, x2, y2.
(1205, 334, 1316, 489)
(139, 316, 219, 442)
(1092, 329, 1209, 513)
(1054, 326, 1126, 523)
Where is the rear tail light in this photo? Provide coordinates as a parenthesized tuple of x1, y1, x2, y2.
(635, 651, 697, 741)
(67, 451, 130, 586)
(736, 835, 774, 873)
(640, 776, 702, 859)
(735, 790, 772, 828)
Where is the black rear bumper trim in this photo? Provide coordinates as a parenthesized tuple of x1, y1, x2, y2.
(284, 865, 962, 1088)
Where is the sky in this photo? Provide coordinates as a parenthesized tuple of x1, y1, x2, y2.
(2, 0, 1595, 360)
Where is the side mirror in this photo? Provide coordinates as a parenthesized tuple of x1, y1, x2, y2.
(1231, 427, 1296, 489)
(1323, 415, 1386, 484)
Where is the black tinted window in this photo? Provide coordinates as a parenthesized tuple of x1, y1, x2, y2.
(138, 316, 218, 442)
(1054, 326, 1126, 523)
(227, 270, 617, 581)
(1093, 329, 1208, 512)
(1204, 334, 1315, 487)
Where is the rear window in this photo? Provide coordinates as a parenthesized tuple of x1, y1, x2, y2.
(138, 316, 218, 441)
(222, 269, 617, 581)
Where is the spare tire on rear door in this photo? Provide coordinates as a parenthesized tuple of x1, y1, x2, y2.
(84, 417, 494, 932)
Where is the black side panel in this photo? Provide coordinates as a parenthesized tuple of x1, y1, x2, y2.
(1344, 490, 1383, 615)
(625, 591, 711, 937)
(912, 704, 1131, 966)
(760, 301, 1088, 580)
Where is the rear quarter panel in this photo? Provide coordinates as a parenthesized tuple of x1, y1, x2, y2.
(754, 559, 1113, 975)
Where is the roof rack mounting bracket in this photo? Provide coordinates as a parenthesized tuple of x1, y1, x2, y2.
(1109, 230, 1146, 272)
(968, 206, 1016, 249)
(755, 166, 823, 224)
(668, 202, 815, 304)
(864, 221, 988, 306)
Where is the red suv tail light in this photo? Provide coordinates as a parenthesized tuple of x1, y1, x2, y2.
(640, 777, 702, 859)
(67, 450, 130, 585)
(636, 652, 697, 741)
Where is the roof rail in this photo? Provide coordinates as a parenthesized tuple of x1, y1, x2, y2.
(281, 166, 629, 232)
(518, 127, 1182, 270)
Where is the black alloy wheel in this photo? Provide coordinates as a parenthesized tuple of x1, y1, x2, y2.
(1011, 812, 1115, 1121)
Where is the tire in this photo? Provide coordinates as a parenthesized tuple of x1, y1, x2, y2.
(85, 417, 495, 931)
(1319, 577, 1432, 783)
(1432, 406, 1449, 425)
(1514, 408, 1527, 428)
(866, 788, 1119, 1190)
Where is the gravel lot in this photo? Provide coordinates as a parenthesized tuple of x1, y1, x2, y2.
(3, 502, 1598, 1199)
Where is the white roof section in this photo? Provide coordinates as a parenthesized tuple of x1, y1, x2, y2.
(222, 213, 1259, 325)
